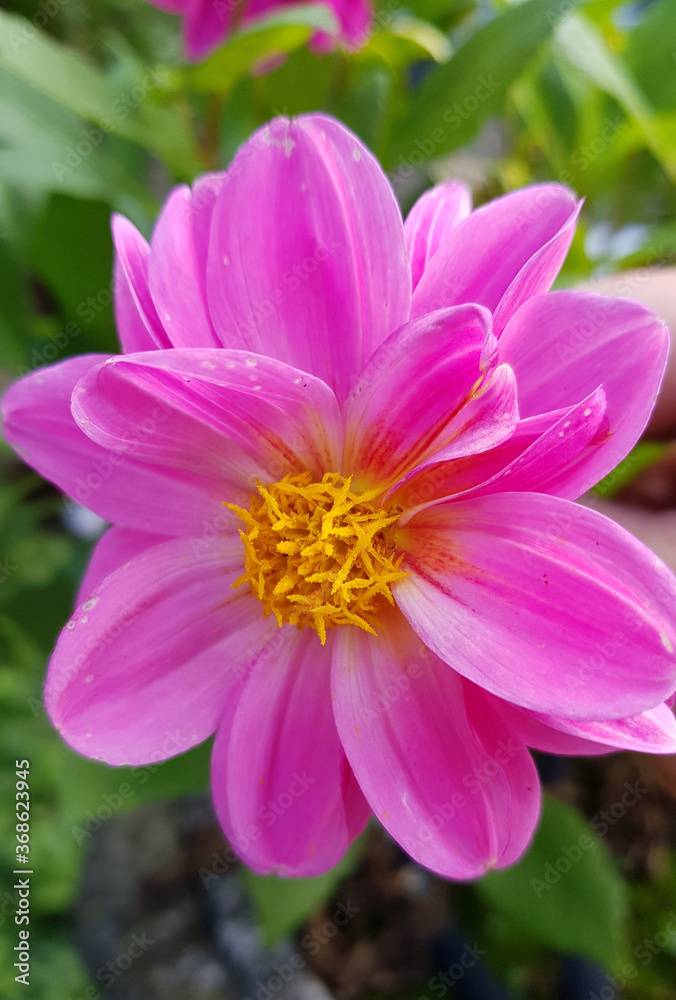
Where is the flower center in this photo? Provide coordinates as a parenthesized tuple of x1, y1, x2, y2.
(226, 472, 407, 644)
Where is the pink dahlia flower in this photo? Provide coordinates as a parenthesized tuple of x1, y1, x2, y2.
(150, 0, 372, 61)
(4, 114, 676, 880)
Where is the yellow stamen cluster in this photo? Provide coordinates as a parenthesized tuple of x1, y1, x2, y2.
(226, 472, 407, 644)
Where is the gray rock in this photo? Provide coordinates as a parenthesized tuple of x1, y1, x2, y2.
(74, 794, 332, 1000)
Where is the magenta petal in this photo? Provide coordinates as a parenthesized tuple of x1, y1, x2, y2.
(392, 408, 567, 510)
(72, 349, 342, 487)
(445, 387, 608, 503)
(76, 526, 169, 605)
(397, 493, 676, 720)
(183, 0, 228, 59)
(46, 535, 276, 766)
(111, 214, 169, 352)
(2, 356, 225, 535)
(491, 199, 582, 337)
(498, 291, 669, 498)
(410, 184, 580, 324)
(148, 186, 220, 347)
(329, 0, 371, 47)
(405, 182, 472, 291)
(332, 611, 540, 879)
(191, 172, 227, 282)
(207, 115, 410, 402)
(344, 305, 498, 488)
(494, 696, 676, 756)
(390, 363, 519, 506)
(212, 629, 370, 876)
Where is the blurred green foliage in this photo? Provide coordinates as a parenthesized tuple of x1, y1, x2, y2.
(1, 0, 675, 996)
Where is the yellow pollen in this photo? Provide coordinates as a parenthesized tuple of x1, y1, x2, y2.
(225, 472, 408, 644)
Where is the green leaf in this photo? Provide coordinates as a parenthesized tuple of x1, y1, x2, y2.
(364, 14, 451, 69)
(29, 194, 118, 351)
(59, 739, 213, 841)
(189, 4, 339, 96)
(624, 0, 676, 113)
(0, 69, 156, 217)
(387, 15, 451, 63)
(0, 227, 31, 372)
(334, 65, 393, 151)
(384, 0, 575, 168)
(246, 45, 335, 120)
(406, 0, 476, 32)
(554, 14, 676, 181)
(477, 794, 628, 972)
(0, 10, 200, 174)
(243, 837, 364, 946)
(593, 440, 666, 498)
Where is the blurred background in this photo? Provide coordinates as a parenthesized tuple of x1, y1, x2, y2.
(1, 0, 676, 996)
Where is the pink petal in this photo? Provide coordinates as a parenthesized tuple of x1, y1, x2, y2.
(389, 363, 519, 505)
(457, 387, 608, 501)
(76, 526, 168, 605)
(498, 291, 669, 499)
(344, 305, 511, 490)
(111, 214, 169, 352)
(191, 171, 227, 280)
(400, 387, 607, 513)
(212, 628, 370, 876)
(491, 200, 582, 337)
(304, 0, 372, 49)
(207, 114, 410, 402)
(328, 0, 371, 47)
(392, 409, 566, 510)
(393, 393, 610, 512)
(72, 349, 342, 489)
(46, 535, 277, 766)
(332, 609, 540, 879)
(494, 696, 676, 755)
(183, 0, 229, 59)
(148, 186, 220, 347)
(410, 184, 580, 328)
(2, 356, 226, 535)
(396, 493, 676, 720)
(405, 182, 472, 291)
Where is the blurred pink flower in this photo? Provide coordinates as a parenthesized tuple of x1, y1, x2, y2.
(5, 114, 676, 879)
(150, 0, 372, 60)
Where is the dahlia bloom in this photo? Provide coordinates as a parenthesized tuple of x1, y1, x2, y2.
(150, 0, 371, 61)
(5, 114, 676, 880)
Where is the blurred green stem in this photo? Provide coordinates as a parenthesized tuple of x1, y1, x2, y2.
(204, 93, 225, 169)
